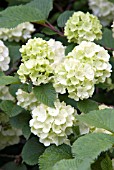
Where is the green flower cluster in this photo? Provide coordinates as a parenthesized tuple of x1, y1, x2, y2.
(30, 99, 77, 146)
(0, 112, 22, 150)
(18, 38, 65, 85)
(54, 41, 111, 101)
(112, 21, 114, 38)
(88, 0, 114, 26)
(64, 11, 102, 44)
(0, 22, 35, 42)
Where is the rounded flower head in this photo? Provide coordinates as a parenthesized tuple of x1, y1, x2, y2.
(0, 112, 22, 150)
(0, 22, 35, 42)
(88, 0, 114, 26)
(54, 56, 95, 101)
(16, 89, 39, 111)
(29, 99, 77, 146)
(18, 38, 65, 85)
(0, 40, 10, 71)
(67, 41, 112, 84)
(64, 11, 102, 44)
(0, 85, 15, 101)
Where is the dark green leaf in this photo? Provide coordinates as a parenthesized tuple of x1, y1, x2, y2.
(22, 137, 45, 165)
(96, 28, 114, 49)
(57, 10, 74, 27)
(101, 154, 113, 170)
(39, 144, 72, 170)
(2, 162, 27, 170)
(0, 100, 23, 117)
(77, 99, 99, 113)
(33, 83, 56, 108)
(65, 43, 76, 55)
(10, 110, 31, 140)
(41, 27, 57, 35)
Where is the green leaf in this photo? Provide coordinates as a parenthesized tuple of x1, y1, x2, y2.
(0, 0, 53, 28)
(57, 10, 74, 27)
(77, 99, 99, 114)
(101, 154, 113, 170)
(39, 144, 72, 170)
(10, 110, 31, 139)
(72, 133, 114, 161)
(96, 28, 114, 49)
(41, 27, 57, 35)
(65, 43, 76, 55)
(22, 137, 45, 165)
(27, 0, 53, 19)
(33, 83, 56, 108)
(0, 76, 20, 86)
(77, 108, 114, 133)
(53, 158, 91, 170)
(0, 100, 23, 117)
(2, 162, 27, 170)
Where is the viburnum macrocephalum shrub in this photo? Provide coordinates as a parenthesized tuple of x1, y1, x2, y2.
(0, 0, 114, 170)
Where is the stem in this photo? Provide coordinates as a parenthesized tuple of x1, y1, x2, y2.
(103, 46, 114, 51)
(41, 22, 64, 37)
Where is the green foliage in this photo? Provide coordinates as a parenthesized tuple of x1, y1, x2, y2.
(0, 0, 53, 28)
(77, 108, 114, 133)
(77, 99, 99, 113)
(0, 76, 20, 86)
(96, 28, 114, 49)
(10, 111, 31, 139)
(2, 162, 27, 170)
(72, 133, 114, 161)
(39, 144, 72, 170)
(101, 154, 113, 170)
(0, 100, 23, 117)
(57, 10, 74, 27)
(65, 43, 76, 55)
(33, 83, 57, 108)
(53, 158, 91, 170)
(22, 137, 45, 165)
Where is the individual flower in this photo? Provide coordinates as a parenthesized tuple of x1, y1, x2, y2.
(16, 89, 39, 111)
(0, 85, 15, 101)
(0, 112, 22, 150)
(0, 22, 35, 42)
(64, 11, 102, 44)
(88, 0, 114, 26)
(67, 41, 112, 84)
(29, 99, 77, 146)
(54, 56, 95, 101)
(18, 38, 65, 85)
(0, 40, 10, 71)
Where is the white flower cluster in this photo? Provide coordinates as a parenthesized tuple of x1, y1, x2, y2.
(88, 0, 114, 26)
(0, 112, 22, 150)
(30, 99, 77, 146)
(64, 11, 102, 44)
(0, 85, 15, 101)
(54, 41, 111, 101)
(79, 104, 113, 135)
(18, 38, 65, 85)
(0, 40, 10, 71)
(0, 22, 35, 42)
(16, 89, 39, 111)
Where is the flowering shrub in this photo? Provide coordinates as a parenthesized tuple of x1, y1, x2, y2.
(0, 0, 114, 170)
